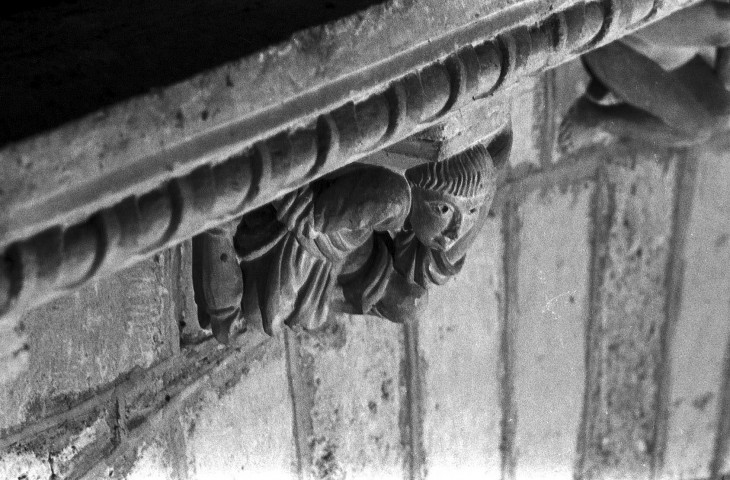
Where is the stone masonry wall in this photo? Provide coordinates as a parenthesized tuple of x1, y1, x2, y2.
(1, 59, 730, 479)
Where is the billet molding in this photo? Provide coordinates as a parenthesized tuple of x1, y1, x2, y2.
(0, 0, 670, 319)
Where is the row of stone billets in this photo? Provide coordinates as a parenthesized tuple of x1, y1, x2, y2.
(124, 139, 730, 480)
(4, 138, 730, 480)
(264, 103, 601, 479)
(121, 149, 697, 480)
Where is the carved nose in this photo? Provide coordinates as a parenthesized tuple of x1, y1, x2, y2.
(442, 216, 461, 241)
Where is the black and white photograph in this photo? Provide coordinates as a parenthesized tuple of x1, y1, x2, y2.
(0, 0, 729, 478)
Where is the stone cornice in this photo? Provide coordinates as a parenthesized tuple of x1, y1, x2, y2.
(0, 0, 699, 319)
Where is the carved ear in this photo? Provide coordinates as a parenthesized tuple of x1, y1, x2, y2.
(487, 122, 512, 170)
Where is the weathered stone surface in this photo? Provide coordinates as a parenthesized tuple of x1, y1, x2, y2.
(358, 149, 426, 173)
(509, 77, 546, 171)
(508, 72, 565, 173)
(0, 253, 179, 431)
(117, 417, 190, 480)
(512, 182, 592, 479)
(0, 0, 567, 248)
(419, 214, 503, 477)
(0, 313, 28, 390)
(385, 97, 510, 162)
(66, 332, 275, 480)
(2, 0, 690, 324)
(295, 314, 406, 479)
(662, 138, 730, 479)
(582, 155, 677, 480)
(0, 2, 724, 476)
(0, 450, 52, 480)
(124, 440, 177, 480)
(0, 0, 694, 240)
(180, 336, 297, 479)
(550, 59, 590, 163)
(0, 408, 114, 480)
(175, 240, 207, 345)
(50, 415, 115, 479)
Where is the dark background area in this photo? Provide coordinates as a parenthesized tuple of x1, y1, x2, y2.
(0, 0, 386, 147)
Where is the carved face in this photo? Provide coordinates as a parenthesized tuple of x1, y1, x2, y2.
(409, 187, 488, 251)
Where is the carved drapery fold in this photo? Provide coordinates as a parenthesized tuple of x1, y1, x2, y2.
(0, 0, 667, 320)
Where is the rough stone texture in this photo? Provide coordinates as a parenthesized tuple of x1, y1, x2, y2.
(51, 415, 115, 478)
(418, 214, 503, 478)
(175, 240, 207, 345)
(295, 314, 406, 479)
(117, 418, 189, 480)
(0, 0, 698, 283)
(385, 97, 510, 162)
(550, 59, 590, 163)
(662, 138, 730, 479)
(2, 3, 730, 475)
(0, 0, 557, 249)
(0, 408, 114, 480)
(1, 0, 697, 328)
(512, 182, 592, 479)
(582, 155, 677, 480)
(0, 252, 179, 431)
(358, 149, 426, 174)
(509, 77, 548, 171)
(125, 440, 177, 480)
(0, 450, 53, 480)
(180, 336, 297, 479)
(0, 312, 29, 390)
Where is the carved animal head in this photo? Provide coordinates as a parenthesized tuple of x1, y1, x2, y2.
(405, 144, 497, 251)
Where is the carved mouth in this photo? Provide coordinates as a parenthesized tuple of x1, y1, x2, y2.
(433, 237, 454, 251)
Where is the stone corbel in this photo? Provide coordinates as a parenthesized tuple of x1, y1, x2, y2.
(0, 0, 694, 321)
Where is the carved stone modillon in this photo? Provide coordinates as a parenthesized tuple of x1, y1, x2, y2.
(560, 0, 730, 149)
(193, 132, 510, 342)
(0, 0, 664, 322)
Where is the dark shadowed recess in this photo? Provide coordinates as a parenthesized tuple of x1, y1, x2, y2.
(0, 0, 387, 147)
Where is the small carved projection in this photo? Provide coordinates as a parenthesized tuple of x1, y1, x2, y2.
(192, 133, 510, 342)
(560, 0, 730, 149)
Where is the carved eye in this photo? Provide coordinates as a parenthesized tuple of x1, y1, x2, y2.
(469, 207, 478, 214)
(429, 202, 451, 216)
